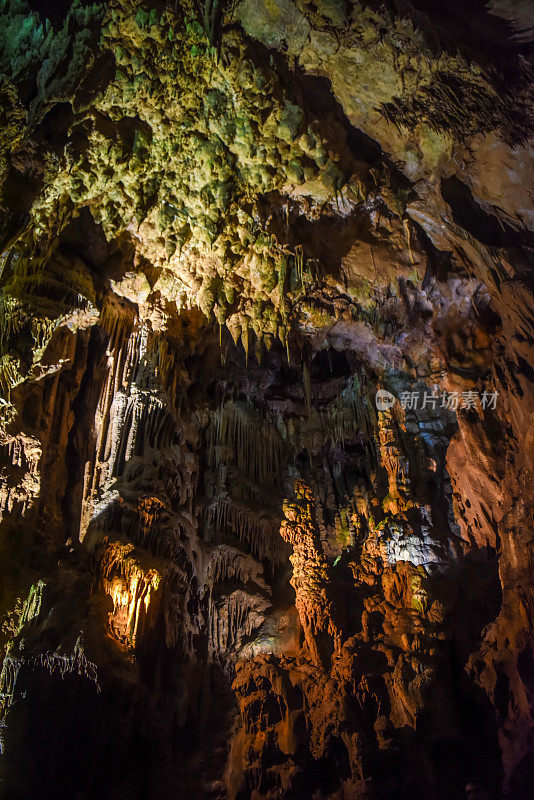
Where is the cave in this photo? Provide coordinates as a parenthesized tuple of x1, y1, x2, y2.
(0, 2, 533, 799)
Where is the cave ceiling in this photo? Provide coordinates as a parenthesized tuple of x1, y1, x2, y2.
(0, 1, 533, 799)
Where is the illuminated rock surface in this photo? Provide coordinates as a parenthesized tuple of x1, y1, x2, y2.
(0, 1, 532, 798)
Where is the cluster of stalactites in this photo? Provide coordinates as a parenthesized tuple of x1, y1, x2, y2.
(204, 496, 285, 566)
(80, 312, 178, 541)
(0, 432, 41, 522)
(202, 399, 289, 566)
(206, 400, 285, 487)
(207, 589, 271, 657)
(99, 542, 161, 648)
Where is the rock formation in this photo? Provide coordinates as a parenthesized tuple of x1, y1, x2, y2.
(0, 1, 532, 798)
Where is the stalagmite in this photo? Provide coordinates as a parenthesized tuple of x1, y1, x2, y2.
(279, 481, 341, 667)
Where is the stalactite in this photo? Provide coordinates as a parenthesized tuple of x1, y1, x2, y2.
(206, 400, 285, 487)
(0, 433, 41, 522)
(208, 589, 270, 655)
(0, 639, 100, 727)
(206, 544, 268, 590)
(32, 647, 100, 687)
(0, 655, 21, 718)
(203, 496, 286, 566)
(80, 318, 181, 542)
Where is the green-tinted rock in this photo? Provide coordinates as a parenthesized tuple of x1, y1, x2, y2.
(236, 0, 311, 55)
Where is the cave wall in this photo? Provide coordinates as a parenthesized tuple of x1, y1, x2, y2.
(0, 1, 533, 799)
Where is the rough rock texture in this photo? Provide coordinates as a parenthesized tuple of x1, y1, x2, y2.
(0, 1, 532, 798)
